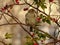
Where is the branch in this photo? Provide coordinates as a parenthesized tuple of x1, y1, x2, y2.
(55, 21, 60, 27)
(0, 23, 27, 26)
(0, 3, 26, 11)
(46, 40, 60, 45)
(0, 41, 7, 45)
(3, 14, 9, 23)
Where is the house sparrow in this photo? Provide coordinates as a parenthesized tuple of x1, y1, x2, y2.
(25, 9, 37, 32)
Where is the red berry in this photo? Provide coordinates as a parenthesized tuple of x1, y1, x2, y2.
(51, 18, 58, 22)
(23, 8, 28, 11)
(15, 0, 19, 4)
(55, 19, 58, 22)
(8, 9, 10, 12)
(33, 43, 38, 45)
(36, 17, 41, 22)
(1, 5, 8, 12)
(1, 8, 5, 12)
(49, 0, 53, 2)
(52, 18, 55, 22)
(41, 40, 44, 42)
(4, 5, 8, 9)
(31, 32, 34, 37)
(15, 0, 18, 2)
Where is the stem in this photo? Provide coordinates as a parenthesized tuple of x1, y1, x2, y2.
(3, 14, 9, 23)
(49, 3, 51, 15)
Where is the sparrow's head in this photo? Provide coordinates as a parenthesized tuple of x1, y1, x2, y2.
(28, 9, 36, 13)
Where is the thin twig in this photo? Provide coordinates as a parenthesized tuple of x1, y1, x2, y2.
(0, 41, 7, 45)
(49, 3, 52, 15)
(3, 14, 9, 23)
(46, 40, 60, 45)
(0, 23, 27, 26)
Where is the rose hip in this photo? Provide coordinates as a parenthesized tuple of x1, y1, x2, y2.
(36, 17, 41, 22)
(49, 0, 53, 2)
(23, 8, 28, 11)
(33, 43, 38, 45)
(15, 0, 19, 4)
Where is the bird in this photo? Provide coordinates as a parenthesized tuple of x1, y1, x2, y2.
(25, 9, 37, 32)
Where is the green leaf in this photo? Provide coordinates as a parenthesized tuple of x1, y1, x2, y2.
(37, 33, 46, 40)
(40, 14, 44, 18)
(34, 37, 40, 40)
(9, 43, 12, 45)
(46, 19, 51, 24)
(42, 19, 46, 22)
(34, 0, 47, 10)
(25, 35, 31, 39)
(41, 0, 45, 2)
(44, 34, 51, 38)
(40, 14, 46, 18)
(34, 30, 39, 34)
(39, 2, 47, 10)
(34, 0, 38, 4)
(41, 5, 47, 10)
(5, 33, 13, 39)
(25, 41, 33, 45)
